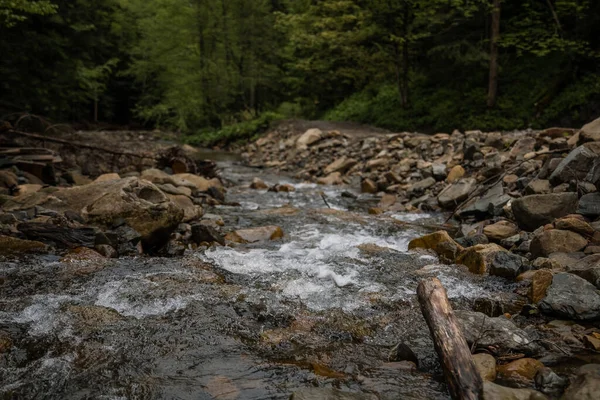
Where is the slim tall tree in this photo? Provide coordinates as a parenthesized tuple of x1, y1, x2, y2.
(487, 0, 501, 108)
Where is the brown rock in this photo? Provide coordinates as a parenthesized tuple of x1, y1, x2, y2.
(530, 230, 588, 258)
(408, 231, 464, 263)
(225, 226, 284, 243)
(583, 335, 600, 351)
(579, 117, 600, 143)
(525, 180, 551, 195)
(250, 177, 268, 189)
(497, 358, 544, 386)
(324, 156, 357, 175)
(167, 194, 203, 222)
(93, 173, 121, 183)
(0, 235, 47, 256)
(529, 270, 554, 303)
(361, 178, 378, 194)
(554, 217, 595, 236)
(317, 172, 342, 185)
(456, 243, 507, 274)
(447, 165, 465, 183)
(15, 184, 43, 197)
(473, 353, 497, 381)
(0, 331, 12, 353)
(174, 173, 223, 192)
(378, 194, 396, 209)
(484, 221, 520, 241)
(269, 183, 296, 192)
(296, 128, 322, 150)
(503, 174, 519, 185)
(483, 381, 547, 400)
(511, 193, 579, 231)
(60, 247, 105, 263)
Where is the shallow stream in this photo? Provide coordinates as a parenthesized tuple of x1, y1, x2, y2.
(0, 160, 515, 399)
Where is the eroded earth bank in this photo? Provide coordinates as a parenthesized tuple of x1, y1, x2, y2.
(2, 118, 600, 399)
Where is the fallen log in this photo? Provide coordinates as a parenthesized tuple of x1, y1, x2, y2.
(417, 278, 483, 400)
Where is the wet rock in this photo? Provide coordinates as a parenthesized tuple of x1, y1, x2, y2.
(483, 381, 547, 400)
(525, 180, 551, 195)
(0, 234, 48, 256)
(447, 165, 465, 183)
(473, 353, 497, 381)
(60, 247, 105, 262)
(455, 310, 540, 355)
(160, 238, 186, 257)
(489, 251, 530, 279)
(250, 177, 269, 190)
(577, 193, 600, 217)
(549, 143, 600, 185)
(511, 193, 579, 231)
(0, 331, 11, 353)
(378, 193, 396, 210)
(455, 234, 489, 248)
(94, 244, 118, 258)
(484, 221, 520, 241)
(225, 225, 284, 243)
(437, 178, 477, 209)
(296, 128, 322, 150)
(532, 257, 564, 271)
(191, 224, 225, 246)
(114, 225, 143, 255)
(388, 342, 419, 366)
(324, 156, 357, 175)
(205, 376, 240, 400)
(539, 273, 600, 320)
(530, 230, 588, 258)
(269, 183, 296, 192)
(534, 367, 567, 397)
(565, 254, 600, 288)
(497, 358, 544, 388)
(66, 305, 124, 329)
(361, 178, 378, 194)
(174, 173, 223, 193)
(456, 243, 507, 274)
(317, 172, 342, 185)
(407, 230, 464, 263)
(50, 177, 184, 249)
(290, 388, 377, 400)
(561, 364, 600, 400)
(529, 270, 555, 303)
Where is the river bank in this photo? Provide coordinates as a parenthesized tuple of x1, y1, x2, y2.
(1, 119, 600, 398)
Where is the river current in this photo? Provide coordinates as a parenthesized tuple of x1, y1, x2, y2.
(0, 160, 515, 399)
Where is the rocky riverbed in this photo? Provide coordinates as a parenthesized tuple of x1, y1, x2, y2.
(2, 119, 600, 399)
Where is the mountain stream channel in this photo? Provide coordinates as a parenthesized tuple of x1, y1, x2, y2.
(0, 155, 518, 399)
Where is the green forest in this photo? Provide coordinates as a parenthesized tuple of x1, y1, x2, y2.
(1, 0, 599, 144)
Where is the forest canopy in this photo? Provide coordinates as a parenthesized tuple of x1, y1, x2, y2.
(1, 0, 599, 139)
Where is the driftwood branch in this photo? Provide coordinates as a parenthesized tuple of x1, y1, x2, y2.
(5, 129, 156, 159)
(417, 278, 483, 400)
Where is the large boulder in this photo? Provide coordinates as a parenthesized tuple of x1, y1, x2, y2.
(530, 230, 588, 258)
(579, 117, 600, 143)
(454, 310, 540, 355)
(561, 364, 600, 400)
(539, 273, 600, 320)
(511, 193, 578, 231)
(549, 143, 600, 185)
(52, 177, 183, 248)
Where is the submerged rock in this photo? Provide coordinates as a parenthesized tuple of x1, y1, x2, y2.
(561, 364, 600, 400)
(497, 358, 545, 388)
(290, 388, 376, 400)
(483, 381, 547, 400)
(0, 234, 47, 256)
(225, 225, 284, 243)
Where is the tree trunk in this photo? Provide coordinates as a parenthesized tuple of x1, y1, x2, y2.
(487, 0, 501, 108)
(400, 3, 410, 108)
(417, 278, 484, 400)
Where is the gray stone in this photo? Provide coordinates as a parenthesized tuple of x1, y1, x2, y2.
(539, 273, 600, 320)
(579, 117, 600, 143)
(432, 163, 447, 181)
(191, 224, 225, 246)
(484, 382, 547, 400)
(566, 254, 600, 288)
(454, 310, 540, 355)
(458, 182, 511, 219)
(578, 193, 600, 217)
(549, 143, 600, 185)
(489, 251, 530, 279)
(525, 180, 551, 195)
(534, 367, 567, 397)
(409, 177, 436, 193)
(561, 364, 600, 400)
(512, 193, 579, 231)
(437, 178, 477, 209)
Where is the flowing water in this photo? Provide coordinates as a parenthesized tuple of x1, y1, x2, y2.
(0, 159, 516, 399)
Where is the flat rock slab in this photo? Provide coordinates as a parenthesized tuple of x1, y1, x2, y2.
(539, 273, 600, 320)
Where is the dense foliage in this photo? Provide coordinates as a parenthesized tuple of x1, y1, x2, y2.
(1, 0, 599, 140)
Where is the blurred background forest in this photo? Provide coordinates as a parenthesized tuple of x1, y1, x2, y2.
(1, 0, 599, 145)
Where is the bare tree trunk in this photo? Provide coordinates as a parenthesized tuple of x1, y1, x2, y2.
(417, 278, 484, 400)
(400, 2, 410, 108)
(487, 0, 501, 108)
